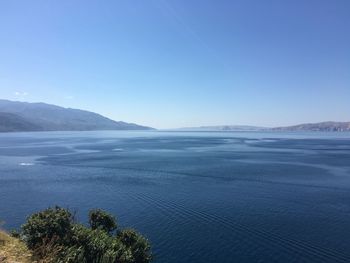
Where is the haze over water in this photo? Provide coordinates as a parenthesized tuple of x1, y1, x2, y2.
(1, 131, 350, 262)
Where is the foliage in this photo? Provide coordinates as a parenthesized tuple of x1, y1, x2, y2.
(89, 209, 117, 234)
(117, 229, 152, 263)
(10, 229, 21, 238)
(21, 206, 73, 249)
(17, 207, 152, 263)
(60, 225, 132, 263)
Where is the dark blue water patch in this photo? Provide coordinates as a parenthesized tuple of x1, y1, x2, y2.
(0, 146, 74, 156)
(1, 131, 350, 263)
(253, 138, 350, 150)
(73, 136, 238, 152)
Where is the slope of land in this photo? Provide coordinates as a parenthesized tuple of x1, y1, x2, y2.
(0, 99, 153, 132)
(0, 231, 32, 263)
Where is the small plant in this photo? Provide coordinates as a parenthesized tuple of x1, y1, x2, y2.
(89, 209, 117, 234)
(10, 229, 20, 238)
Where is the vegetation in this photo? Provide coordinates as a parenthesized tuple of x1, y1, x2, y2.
(89, 209, 117, 234)
(1, 207, 152, 263)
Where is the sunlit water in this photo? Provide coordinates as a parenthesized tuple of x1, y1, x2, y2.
(1, 131, 350, 262)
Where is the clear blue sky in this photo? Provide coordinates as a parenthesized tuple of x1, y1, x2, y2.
(0, 0, 349, 129)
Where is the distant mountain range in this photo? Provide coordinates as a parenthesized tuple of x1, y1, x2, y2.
(0, 100, 153, 132)
(272, 122, 350, 132)
(177, 125, 266, 131)
(1, 100, 349, 132)
(177, 122, 350, 132)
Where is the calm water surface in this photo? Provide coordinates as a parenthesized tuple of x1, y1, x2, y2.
(1, 131, 350, 262)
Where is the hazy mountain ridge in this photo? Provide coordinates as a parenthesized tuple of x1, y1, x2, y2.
(177, 125, 267, 131)
(272, 122, 350, 132)
(1, 100, 349, 132)
(0, 100, 153, 132)
(177, 122, 350, 132)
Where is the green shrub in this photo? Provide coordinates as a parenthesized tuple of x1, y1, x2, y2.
(18, 206, 152, 263)
(117, 229, 152, 263)
(21, 206, 73, 249)
(89, 209, 117, 234)
(58, 225, 136, 263)
(10, 229, 20, 238)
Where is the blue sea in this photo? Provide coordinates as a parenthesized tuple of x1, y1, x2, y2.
(1, 131, 350, 262)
